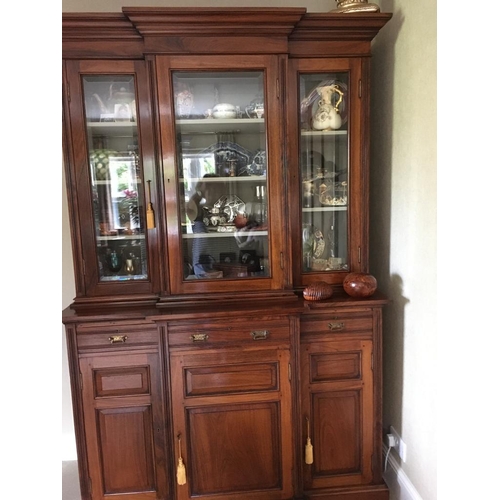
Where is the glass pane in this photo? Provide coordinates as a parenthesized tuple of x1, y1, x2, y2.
(299, 73, 350, 273)
(173, 71, 269, 281)
(83, 75, 148, 281)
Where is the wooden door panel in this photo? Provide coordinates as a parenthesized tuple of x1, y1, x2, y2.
(171, 345, 293, 500)
(188, 402, 281, 496)
(94, 366, 150, 397)
(80, 353, 168, 500)
(97, 406, 155, 494)
(312, 390, 361, 475)
(301, 339, 374, 490)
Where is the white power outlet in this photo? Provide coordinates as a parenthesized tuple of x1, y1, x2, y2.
(389, 425, 407, 462)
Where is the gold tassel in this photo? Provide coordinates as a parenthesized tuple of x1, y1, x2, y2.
(146, 180, 155, 229)
(177, 457, 186, 485)
(176, 434, 186, 486)
(305, 417, 314, 465)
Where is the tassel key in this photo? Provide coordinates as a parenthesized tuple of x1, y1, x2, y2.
(305, 417, 314, 465)
(176, 434, 187, 486)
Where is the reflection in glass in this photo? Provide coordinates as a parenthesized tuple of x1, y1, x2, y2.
(172, 71, 270, 281)
(299, 73, 350, 273)
(83, 75, 148, 282)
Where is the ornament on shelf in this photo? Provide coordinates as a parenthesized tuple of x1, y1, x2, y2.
(303, 281, 334, 301)
(343, 272, 377, 298)
(333, 0, 380, 13)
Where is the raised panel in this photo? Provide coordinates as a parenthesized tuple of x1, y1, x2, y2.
(187, 403, 281, 496)
(185, 362, 278, 396)
(94, 366, 150, 397)
(310, 352, 361, 383)
(97, 406, 155, 494)
(312, 391, 360, 475)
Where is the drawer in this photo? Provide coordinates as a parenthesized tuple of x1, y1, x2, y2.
(76, 324, 159, 350)
(301, 311, 373, 337)
(167, 318, 290, 348)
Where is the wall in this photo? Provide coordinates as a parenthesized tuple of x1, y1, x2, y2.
(370, 0, 436, 499)
(61, 1, 437, 498)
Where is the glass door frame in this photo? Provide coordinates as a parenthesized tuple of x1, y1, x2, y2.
(155, 54, 287, 296)
(287, 57, 367, 288)
(64, 59, 161, 298)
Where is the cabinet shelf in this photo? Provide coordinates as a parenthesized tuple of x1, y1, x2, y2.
(302, 206, 347, 213)
(183, 230, 268, 239)
(301, 130, 348, 137)
(97, 234, 145, 241)
(180, 176, 266, 184)
(87, 121, 137, 137)
(177, 118, 265, 134)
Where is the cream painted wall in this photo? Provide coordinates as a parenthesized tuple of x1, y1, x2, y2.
(61, 1, 437, 498)
(370, 0, 436, 499)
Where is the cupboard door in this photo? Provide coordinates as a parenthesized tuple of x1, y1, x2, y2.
(301, 338, 374, 490)
(170, 347, 293, 500)
(79, 352, 169, 500)
(288, 58, 367, 288)
(64, 60, 161, 298)
(155, 55, 287, 295)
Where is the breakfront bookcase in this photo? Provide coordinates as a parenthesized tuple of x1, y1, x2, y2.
(62, 7, 392, 500)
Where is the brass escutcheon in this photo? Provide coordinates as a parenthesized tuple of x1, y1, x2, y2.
(328, 322, 345, 331)
(191, 333, 209, 342)
(108, 335, 127, 343)
(251, 330, 269, 340)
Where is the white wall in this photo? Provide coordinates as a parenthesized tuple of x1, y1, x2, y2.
(370, 0, 436, 499)
(61, 1, 438, 498)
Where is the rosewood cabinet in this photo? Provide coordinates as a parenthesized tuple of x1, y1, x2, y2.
(62, 7, 392, 500)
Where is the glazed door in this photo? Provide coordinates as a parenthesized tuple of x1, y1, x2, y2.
(288, 58, 368, 287)
(79, 351, 169, 500)
(300, 338, 374, 491)
(64, 60, 161, 298)
(155, 55, 287, 295)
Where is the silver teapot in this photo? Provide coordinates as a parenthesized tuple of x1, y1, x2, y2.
(245, 96, 265, 119)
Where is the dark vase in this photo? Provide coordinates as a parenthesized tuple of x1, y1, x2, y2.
(106, 249, 122, 273)
(343, 272, 377, 298)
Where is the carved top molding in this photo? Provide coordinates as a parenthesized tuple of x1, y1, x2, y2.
(122, 7, 306, 37)
(62, 8, 392, 49)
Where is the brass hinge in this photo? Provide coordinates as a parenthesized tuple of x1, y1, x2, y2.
(276, 78, 280, 99)
(358, 79, 362, 98)
(288, 363, 292, 382)
(88, 476, 93, 495)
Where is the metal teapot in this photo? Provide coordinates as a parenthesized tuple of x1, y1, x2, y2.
(92, 83, 136, 122)
(245, 95, 265, 119)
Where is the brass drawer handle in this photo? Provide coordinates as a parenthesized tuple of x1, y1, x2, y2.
(251, 330, 269, 340)
(108, 335, 128, 344)
(191, 333, 209, 342)
(328, 322, 345, 331)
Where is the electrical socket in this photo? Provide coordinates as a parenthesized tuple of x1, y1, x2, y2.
(389, 425, 407, 462)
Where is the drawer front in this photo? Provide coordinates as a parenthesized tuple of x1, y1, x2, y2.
(76, 324, 159, 350)
(167, 319, 290, 348)
(301, 311, 373, 336)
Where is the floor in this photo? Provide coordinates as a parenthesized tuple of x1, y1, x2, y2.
(62, 461, 81, 500)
